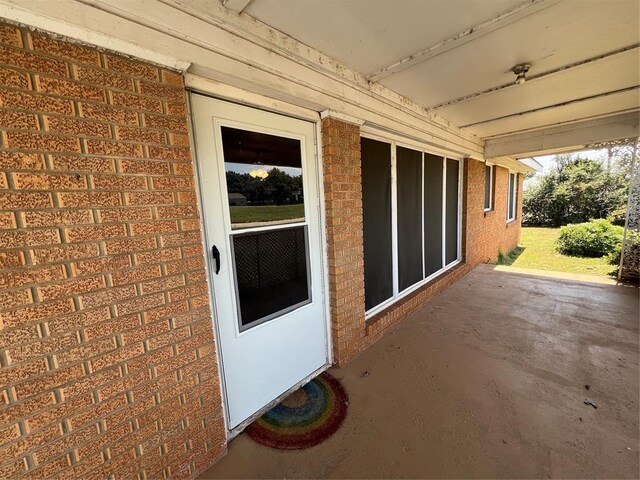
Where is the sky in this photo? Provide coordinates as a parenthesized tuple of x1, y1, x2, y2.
(531, 149, 603, 173)
(523, 148, 605, 190)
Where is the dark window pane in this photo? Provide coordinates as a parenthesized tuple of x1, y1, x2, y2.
(232, 226, 309, 328)
(445, 159, 459, 265)
(508, 173, 517, 220)
(424, 153, 443, 276)
(221, 126, 304, 229)
(361, 137, 393, 311)
(513, 174, 518, 219)
(508, 174, 513, 219)
(397, 146, 423, 291)
(484, 165, 492, 210)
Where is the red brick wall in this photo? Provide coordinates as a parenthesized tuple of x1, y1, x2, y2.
(321, 118, 523, 363)
(0, 23, 225, 480)
(464, 158, 523, 265)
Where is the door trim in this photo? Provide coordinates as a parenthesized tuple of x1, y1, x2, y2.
(187, 90, 333, 437)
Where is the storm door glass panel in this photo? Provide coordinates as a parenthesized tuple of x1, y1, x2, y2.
(424, 153, 443, 277)
(397, 146, 423, 291)
(221, 126, 310, 330)
(361, 137, 393, 311)
(445, 158, 460, 265)
(221, 126, 305, 230)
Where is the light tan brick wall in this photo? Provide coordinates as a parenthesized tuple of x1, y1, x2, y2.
(321, 117, 366, 366)
(322, 119, 522, 364)
(0, 22, 226, 480)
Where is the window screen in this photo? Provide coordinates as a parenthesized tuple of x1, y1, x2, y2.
(424, 153, 443, 277)
(361, 137, 462, 315)
(397, 146, 423, 291)
(484, 165, 492, 211)
(361, 137, 393, 311)
(445, 159, 459, 265)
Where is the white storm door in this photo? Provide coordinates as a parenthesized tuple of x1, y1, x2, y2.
(191, 94, 329, 429)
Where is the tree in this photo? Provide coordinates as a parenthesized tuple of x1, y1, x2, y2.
(523, 154, 629, 227)
(225, 168, 303, 205)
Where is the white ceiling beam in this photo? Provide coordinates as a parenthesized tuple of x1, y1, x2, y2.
(485, 111, 640, 158)
(430, 44, 639, 111)
(462, 86, 639, 129)
(367, 0, 562, 82)
(222, 0, 252, 14)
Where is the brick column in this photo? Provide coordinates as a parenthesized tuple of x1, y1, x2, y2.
(321, 116, 366, 366)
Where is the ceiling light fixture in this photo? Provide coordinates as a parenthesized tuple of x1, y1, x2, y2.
(250, 168, 268, 180)
(511, 63, 531, 85)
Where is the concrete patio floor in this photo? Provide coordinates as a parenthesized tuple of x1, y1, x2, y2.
(200, 264, 639, 479)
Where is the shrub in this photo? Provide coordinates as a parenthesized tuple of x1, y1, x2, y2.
(523, 155, 629, 227)
(607, 230, 640, 265)
(556, 219, 623, 257)
(607, 206, 627, 226)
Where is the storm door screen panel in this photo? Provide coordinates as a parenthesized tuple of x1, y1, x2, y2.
(445, 159, 460, 265)
(424, 153, 444, 277)
(361, 137, 393, 311)
(221, 126, 310, 330)
(232, 226, 309, 327)
(397, 146, 423, 291)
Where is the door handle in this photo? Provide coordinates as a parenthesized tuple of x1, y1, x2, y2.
(211, 245, 221, 274)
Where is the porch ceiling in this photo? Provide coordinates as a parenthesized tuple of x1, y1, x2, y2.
(2, 0, 638, 161)
(238, 0, 640, 144)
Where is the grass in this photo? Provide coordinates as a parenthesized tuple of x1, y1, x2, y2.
(496, 227, 618, 277)
(230, 204, 304, 223)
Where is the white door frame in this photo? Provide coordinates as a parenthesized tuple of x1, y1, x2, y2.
(186, 87, 333, 437)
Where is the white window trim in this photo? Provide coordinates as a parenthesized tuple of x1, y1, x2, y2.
(484, 164, 494, 212)
(507, 172, 517, 223)
(361, 131, 463, 320)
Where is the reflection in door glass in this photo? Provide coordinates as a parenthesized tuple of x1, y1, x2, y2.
(221, 126, 305, 230)
(232, 226, 310, 329)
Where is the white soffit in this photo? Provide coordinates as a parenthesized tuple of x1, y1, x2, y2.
(379, 0, 639, 107)
(0, 0, 484, 158)
(242, 0, 530, 76)
(242, 0, 640, 140)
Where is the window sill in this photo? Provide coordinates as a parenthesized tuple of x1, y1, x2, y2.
(365, 259, 463, 321)
(484, 209, 495, 217)
(506, 218, 518, 227)
(365, 261, 466, 327)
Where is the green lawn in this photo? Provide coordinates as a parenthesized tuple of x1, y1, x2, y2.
(230, 204, 304, 223)
(497, 227, 618, 277)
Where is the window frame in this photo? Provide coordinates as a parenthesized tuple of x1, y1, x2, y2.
(506, 172, 517, 223)
(484, 164, 494, 212)
(360, 129, 463, 320)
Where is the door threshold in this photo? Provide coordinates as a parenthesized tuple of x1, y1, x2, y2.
(226, 363, 331, 440)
